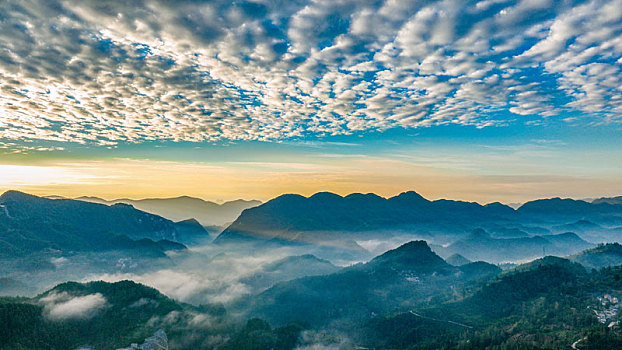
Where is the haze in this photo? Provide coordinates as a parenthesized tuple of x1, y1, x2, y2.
(2, 1, 622, 349)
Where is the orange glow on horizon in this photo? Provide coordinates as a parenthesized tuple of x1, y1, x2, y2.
(1, 158, 619, 204)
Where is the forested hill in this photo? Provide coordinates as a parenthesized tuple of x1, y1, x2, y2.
(0, 190, 197, 256)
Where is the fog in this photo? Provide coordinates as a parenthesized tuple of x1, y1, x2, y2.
(40, 292, 108, 320)
(91, 269, 253, 304)
(0, 224, 607, 307)
(71, 242, 364, 306)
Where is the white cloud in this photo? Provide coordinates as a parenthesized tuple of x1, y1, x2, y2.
(86, 249, 290, 304)
(91, 270, 243, 305)
(40, 292, 108, 320)
(0, 0, 620, 149)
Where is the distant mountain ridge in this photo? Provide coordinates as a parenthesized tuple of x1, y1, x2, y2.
(216, 191, 516, 244)
(592, 196, 622, 205)
(436, 229, 594, 263)
(216, 191, 622, 245)
(517, 197, 622, 216)
(72, 195, 261, 226)
(0, 190, 200, 256)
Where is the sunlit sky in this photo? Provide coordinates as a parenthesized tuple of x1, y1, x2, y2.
(1, 0, 621, 203)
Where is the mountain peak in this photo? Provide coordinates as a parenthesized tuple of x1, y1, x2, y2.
(224, 199, 262, 205)
(469, 228, 491, 239)
(513, 256, 585, 275)
(0, 190, 38, 202)
(393, 240, 432, 251)
(518, 197, 594, 214)
(176, 218, 202, 226)
(592, 196, 622, 205)
(553, 232, 584, 241)
(484, 201, 516, 213)
(308, 192, 343, 200)
(344, 192, 385, 201)
(389, 191, 429, 204)
(369, 240, 450, 272)
(446, 253, 472, 266)
(174, 195, 200, 200)
(271, 193, 306, 202)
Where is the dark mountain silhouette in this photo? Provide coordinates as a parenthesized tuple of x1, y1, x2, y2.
(517, 197, 622, 216)
(0, 191, 189, 256)
(216, 191, 622, 246)
(365, 240, 451, 273)
(173, 218, 212, 244)
(215, 191, 514, 244)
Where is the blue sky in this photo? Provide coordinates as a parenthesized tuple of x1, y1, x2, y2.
(0, 0, 620, 202)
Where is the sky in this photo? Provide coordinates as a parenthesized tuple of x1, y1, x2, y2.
(0, 0, 621, 203)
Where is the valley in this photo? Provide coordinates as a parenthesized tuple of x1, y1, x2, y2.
(2, 190, 622, 349)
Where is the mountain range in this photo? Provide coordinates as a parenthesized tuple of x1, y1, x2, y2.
(5, 189, 622, 266)
(215, 191, 515, 244)
(593, 196, 622, 205)
(433, 228, 594, 263)
(0, 190, 207, 257)
(247, 241, 622, 348)
(72, 195, 261, 226)
(215, 191, 622, 251)
(248, 240, 501, 327)
(5, 239, 622, 349)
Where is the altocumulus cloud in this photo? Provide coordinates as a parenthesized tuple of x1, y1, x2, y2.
(40, 292, 108, 320)
(0, 0, 620, 148)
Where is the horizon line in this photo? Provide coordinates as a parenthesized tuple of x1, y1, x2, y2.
(2, 188, 617, 207)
